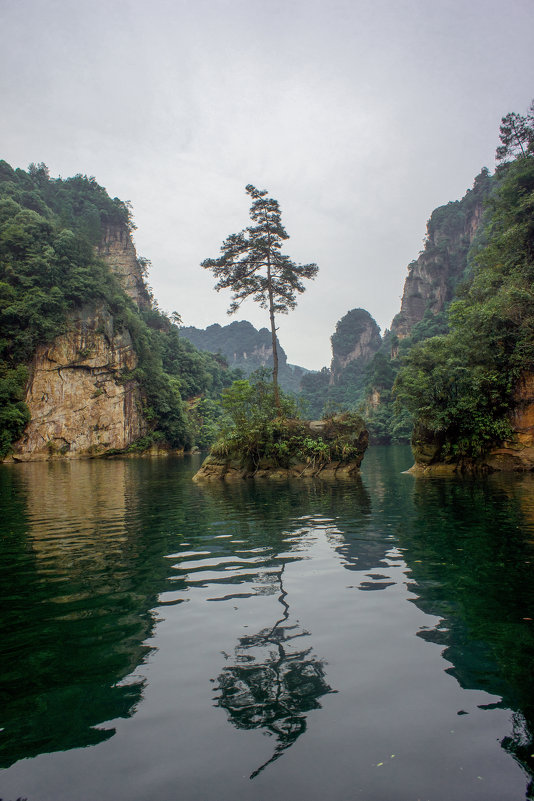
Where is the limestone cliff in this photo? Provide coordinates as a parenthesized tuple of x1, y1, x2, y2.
(330, 308, 381, 385)
(9, 221, 154, 462)
(392, 170, 491, 338)
(97, 223, 152, 309)
(11, 306, 147, 461)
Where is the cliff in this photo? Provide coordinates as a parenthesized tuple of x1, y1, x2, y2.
(330, 308, 381, 384)
(97, 223, 152, 309)
(411, 372, 534, 474)
(11, 306, 148, 461)
(391, 170, 491, 338)
(0, 161, 238, 462)
(10, 218, 152, 461)
(299, 309, 382, 419)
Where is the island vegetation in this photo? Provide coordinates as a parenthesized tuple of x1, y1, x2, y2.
(195, 185, 368, 479)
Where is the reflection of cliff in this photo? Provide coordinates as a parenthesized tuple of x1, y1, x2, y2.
(0, 460, 163, 768)
(215, 564, 334, 778)
(401, 474, 534, 797)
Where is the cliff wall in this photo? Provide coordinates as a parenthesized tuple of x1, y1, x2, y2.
(7, 221, 154, 462)
(391, 172, 490, 338)
(97, 223, 152, 309)
(411, 372, 534, 474)
(330, 309, 381, 385)
(11, 306, 147, 461)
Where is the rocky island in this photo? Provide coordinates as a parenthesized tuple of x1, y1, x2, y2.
(193, 412, 368, 481)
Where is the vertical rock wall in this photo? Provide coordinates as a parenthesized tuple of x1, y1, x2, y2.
(11, 306, 147, 461)
(391, 196, 485, 338)
(97, 223, 152, 309)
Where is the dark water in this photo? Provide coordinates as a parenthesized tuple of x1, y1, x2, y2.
(1, 446, 534, 801)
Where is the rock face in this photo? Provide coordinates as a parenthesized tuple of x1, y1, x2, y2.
(97, 223, 151, 309)
(411, 372, 534, 474)
(391, 172, 490, 338)
(8, 223, 153, 462)
(11, 306, 147, 461)
(485, 373, 534, 471)
(330, 308, 381, 384)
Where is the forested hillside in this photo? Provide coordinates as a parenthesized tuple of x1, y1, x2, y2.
(396, 103, 534, 467)
(298, 101, 533, 461)
(180, 320, 308, 393)
(0, 161, 238, 459)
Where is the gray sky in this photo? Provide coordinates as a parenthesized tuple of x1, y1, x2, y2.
(1, 0, 533, 369)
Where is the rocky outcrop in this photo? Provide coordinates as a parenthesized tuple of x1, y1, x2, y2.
(410, 372, 534, 474)
(97, 223, 151, 309)
(193, 415, 368, 481)
(330, 308, 381, 384)
(391, 171, 491, 338)
(10, 306, 147, 461)
(485, 373, 534, 471)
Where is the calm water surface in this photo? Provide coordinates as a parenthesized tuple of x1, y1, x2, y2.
(1, 446, 534, 800)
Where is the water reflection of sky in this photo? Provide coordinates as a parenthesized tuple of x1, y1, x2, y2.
(1, 450, 533, 800)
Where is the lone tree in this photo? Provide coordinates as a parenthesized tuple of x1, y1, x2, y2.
(496, 100, 534, 163)
(202, 185, 318, 410)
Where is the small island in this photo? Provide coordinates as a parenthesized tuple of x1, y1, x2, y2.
(193, 410, 368, 481)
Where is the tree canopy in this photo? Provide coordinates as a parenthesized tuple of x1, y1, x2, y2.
(202, 184, 318, 408)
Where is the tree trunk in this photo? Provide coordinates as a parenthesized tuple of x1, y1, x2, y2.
(266, 247, 281, 411)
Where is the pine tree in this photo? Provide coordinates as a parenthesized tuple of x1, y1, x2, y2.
(202, 185, 318, 409)
(496, 101, 534, 162)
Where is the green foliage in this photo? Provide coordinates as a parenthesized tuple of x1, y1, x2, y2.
(210, 371, 366, 471)
(202, 184, 318, 406)
(495, 101, 534, 163)
(395, 144, 534, 462)
(0, 160, 238, 456)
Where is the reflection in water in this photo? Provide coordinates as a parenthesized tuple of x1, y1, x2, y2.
(1, 448, 534, 800)
(401, 471, 534, 799)
(0, 459, 182, 768)
(215, 563, 334, 778)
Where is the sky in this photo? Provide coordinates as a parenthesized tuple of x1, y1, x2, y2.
(1, 0, 533, 370)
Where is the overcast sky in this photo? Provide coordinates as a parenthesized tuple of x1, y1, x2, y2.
(1, 0, 533, 369)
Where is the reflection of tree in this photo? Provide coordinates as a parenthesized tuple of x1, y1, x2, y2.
(214, 564, 334, 778)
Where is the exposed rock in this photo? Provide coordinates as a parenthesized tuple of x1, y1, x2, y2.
(330, 308, 381, 385)
(391, 171, 491, 338)
(97, 223, 151, 309)
(193, 457, 364, 481)
(485, 373, 534, 471)
(10, 306, 147, 461)
(410, 372, 534, 474)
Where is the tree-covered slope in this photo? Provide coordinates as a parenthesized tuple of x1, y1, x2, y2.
(395, 101, 534, 466)
(0, 160, 237, 458)
(180, 320, 308, 393)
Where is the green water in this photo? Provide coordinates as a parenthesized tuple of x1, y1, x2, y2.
(1, 446, 534, 800)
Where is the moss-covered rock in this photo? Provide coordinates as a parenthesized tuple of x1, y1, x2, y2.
(192, 413, 368, 481)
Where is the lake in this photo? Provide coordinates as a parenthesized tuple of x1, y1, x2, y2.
(1, 446, 533, 800)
